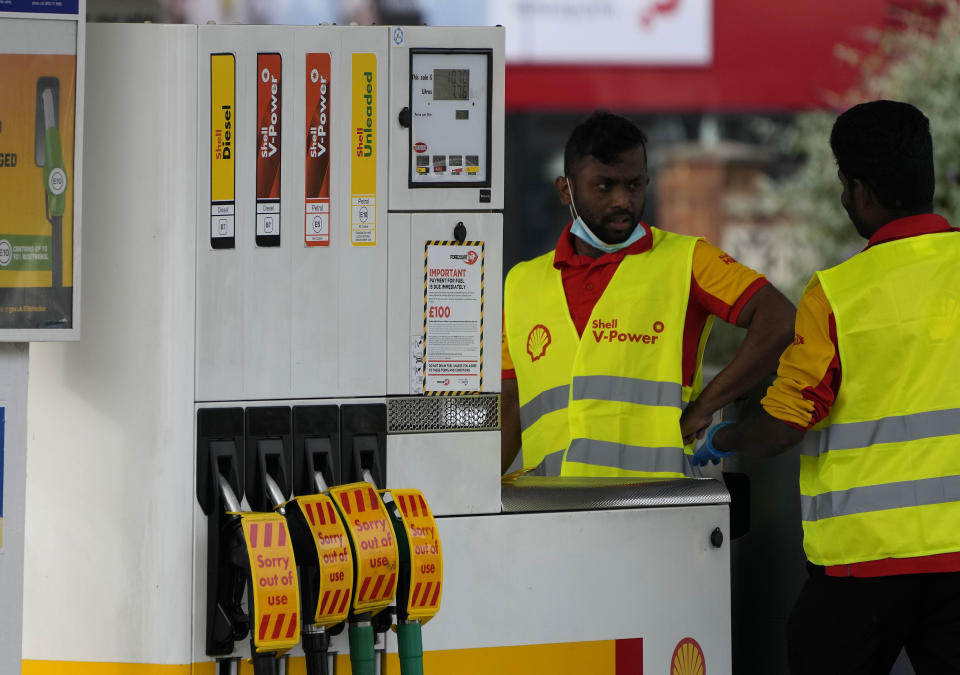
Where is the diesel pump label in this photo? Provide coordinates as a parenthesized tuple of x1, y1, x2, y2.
(423, 241, 485, 393)
(256, 53, 282, 246)
(240, 512, 301, 653)
(295, 494, 354, 626)
(392, 489, 444, 621)
(330, 483, 399, 615)
(305, 52, 331, 247)
(350, 53, 376, 246)
(210, 53, 236, 249)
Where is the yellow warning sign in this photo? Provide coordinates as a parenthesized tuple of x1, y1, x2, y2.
(330, 482, 398, 615)
(391, 489, 443, 622)
(240, 512, 301, 653)
(294, 494, 354, 627)
(350, 53, 376, 247)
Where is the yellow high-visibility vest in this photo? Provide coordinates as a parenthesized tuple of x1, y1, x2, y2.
(801, 230, 960, 566)
(503, 227, 706, 477)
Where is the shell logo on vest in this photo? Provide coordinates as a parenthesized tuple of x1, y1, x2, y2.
(670, 636, 705, 675)
(526, 324, 552, 362)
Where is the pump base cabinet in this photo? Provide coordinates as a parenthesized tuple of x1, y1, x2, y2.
(23, 23, 731, 675)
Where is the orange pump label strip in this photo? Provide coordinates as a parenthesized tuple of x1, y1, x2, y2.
(392, 489, 444, 621)
(295, 494, 354, 626)
(240, 513, 301, 653)
(330, 482, 399, 614)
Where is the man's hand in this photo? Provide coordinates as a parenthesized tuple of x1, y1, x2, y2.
(680, 403, 713, 445)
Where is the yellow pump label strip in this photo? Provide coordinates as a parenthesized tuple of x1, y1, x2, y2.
(390, 488, 444, 622)
(329, 482, 399, 615)
(350, 53, 377, 246)
(294, 494, 354, 626)
(240, 512, 301, 653)
(210, 53, 235, 203)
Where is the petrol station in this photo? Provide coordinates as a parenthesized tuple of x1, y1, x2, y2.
(0, 5, 732, 674)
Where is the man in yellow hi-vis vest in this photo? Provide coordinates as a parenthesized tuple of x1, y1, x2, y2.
(696, 100, 960, 673)
(501, 111, 796, 477)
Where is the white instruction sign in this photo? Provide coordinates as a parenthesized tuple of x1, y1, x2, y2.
(423, 242, 484, 393)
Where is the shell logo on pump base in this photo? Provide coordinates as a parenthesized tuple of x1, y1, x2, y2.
(670, 637, 705, 675)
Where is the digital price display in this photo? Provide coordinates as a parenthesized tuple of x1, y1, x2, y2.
(433, 69, 469, 101)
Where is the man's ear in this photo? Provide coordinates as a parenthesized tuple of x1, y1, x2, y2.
(555, 175, 571, 206)
(852, 177, 877, 211)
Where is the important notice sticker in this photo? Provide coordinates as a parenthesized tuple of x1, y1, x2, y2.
(330, 482, 398, 615)
(392, 489, 443, 622)
(295, 494, 354, 626)
(240, 512, 301, 653)
(423, 241, 484, 394)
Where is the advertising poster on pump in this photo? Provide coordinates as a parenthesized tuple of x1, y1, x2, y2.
(304, 52, 331, 246)
(0, 47, 77, 330)
(423, 242, 484, 393)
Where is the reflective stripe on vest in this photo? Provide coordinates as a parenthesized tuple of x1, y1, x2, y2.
(799, 407, 960, 457)
(802, 474, 960, 522)
(566, 438, 687, 475)
(520, 377, 682, 432)
(572, 375, 683, 409)
(504, 227, 702, 478)
(520, 384, 570, 431)
(801, 230, 960, 565)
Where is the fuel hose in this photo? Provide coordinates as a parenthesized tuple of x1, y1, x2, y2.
(348, 619, 376, 675)
(397, 619, 424, 675)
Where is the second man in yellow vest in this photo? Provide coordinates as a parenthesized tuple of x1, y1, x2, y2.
(501, 111, 796, 477)
(695, 100, 960, 674)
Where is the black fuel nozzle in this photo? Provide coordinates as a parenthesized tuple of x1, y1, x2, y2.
(198, 408, 249, 658)
(246, 407, 293, 513)
(294, 405, 341, 494)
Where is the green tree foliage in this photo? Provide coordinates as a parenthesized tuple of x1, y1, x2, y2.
(783, 1, 960, 293)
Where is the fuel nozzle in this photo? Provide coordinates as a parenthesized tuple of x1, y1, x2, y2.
(386, 489, 444, 675)
(328, 483, 400, 675)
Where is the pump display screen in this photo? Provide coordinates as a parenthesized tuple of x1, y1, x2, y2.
(433, 69, 469, 100)
(410, 50, 491, 187)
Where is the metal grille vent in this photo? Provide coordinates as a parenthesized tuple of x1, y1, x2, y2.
(387, 394, 500, 433)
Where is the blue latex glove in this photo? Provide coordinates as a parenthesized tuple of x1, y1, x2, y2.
(692, 421, 735, 466)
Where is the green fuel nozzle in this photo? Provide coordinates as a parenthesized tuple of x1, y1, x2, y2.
(40, 88, 67, 218)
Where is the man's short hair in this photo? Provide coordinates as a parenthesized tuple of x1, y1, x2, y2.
(830, 100, 934, 210)
(564, 111, 648, 175)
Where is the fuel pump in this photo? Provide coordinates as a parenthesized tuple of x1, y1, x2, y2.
(385, 489, 444, 675)
(286, 406, 350, 675)
(329, 483, 399, 675)
(242, 406, 299, 675)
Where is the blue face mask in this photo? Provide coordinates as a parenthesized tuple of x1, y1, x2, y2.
(566, 178, 645, 254)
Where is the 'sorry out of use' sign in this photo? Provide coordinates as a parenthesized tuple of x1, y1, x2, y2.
(240, 512, 301, 653)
